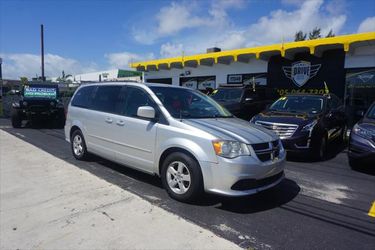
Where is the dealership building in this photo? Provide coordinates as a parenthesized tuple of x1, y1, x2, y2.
(131, 32, 375, 124)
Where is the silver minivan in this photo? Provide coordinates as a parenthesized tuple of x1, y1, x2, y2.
(65, 82, 285, 201)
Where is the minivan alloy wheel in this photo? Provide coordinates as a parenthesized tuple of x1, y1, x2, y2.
(166, 161, 191, 194)
(73, 134, 83, 156)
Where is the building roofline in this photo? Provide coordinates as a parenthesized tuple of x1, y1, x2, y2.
(130, 32, 375, 71)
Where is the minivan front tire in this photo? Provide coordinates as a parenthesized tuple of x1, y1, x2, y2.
(71, 130, 89, 160)
(161, 152, 203, 202)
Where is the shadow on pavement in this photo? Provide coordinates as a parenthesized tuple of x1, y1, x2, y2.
(351, 164, 375, 176)
(286, 139, 347, 163)
(84, 153, 300, 214)
(1, 123, 300, 215)
(195, 179, 300, 214)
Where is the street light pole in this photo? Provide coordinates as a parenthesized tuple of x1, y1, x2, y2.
(41, 24, 45, 82)
(0, 57, 3, 80)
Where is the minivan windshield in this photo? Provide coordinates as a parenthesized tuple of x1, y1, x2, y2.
(149, 86, 233, 119)
(211, 88, 242, 102)
(269, 95, 324, 114)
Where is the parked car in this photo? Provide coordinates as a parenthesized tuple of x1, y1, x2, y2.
(348, 102, 375, 167)
(211, 85, 279, 121)
(11, 84, 65, 128)
(251, 93, 347, 160)
(65, 82, 286, 202)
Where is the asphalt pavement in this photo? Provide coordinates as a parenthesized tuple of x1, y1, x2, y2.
(1, 118, 374, 249)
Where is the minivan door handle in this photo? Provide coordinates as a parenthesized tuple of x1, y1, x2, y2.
(105, 117, 113, 124)
(116, 120, 125, 126)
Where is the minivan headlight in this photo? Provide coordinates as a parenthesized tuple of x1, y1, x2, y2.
(352, 124, 373, 140)
(212, 140, 250, 158)
(302, 120, 318, 132)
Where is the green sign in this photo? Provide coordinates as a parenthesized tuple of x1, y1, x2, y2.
(24, 86, 57, 99)
(117, 70, 142, 78)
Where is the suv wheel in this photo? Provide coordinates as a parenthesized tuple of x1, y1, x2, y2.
(161, 152, 203, 202)
(71, 130, 89, 160)
(11, 110, 22, 128)
(55, 109, 66, 129)
(316, 135, 327, 160)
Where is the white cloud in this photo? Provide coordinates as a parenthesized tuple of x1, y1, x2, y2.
(153, 0, 347, 58)
(245, 0, 346, 46)
(357, 16, 375, 33)
(281, 0, 306, 5)
(0, 53, 97, 79)
(325, 0, 347, 15)
(133, 0, 246, 44)
(105, 51, 154, 68)
(160, 43, 184, 58)
(156, 2, 206, 36)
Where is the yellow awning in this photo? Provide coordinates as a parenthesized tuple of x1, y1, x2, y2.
(130, 32, 375, 71)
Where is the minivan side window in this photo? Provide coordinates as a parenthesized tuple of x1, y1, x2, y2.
(91, 85, 123, 113)
(71, 86, 96, 108)
(124, 87, 155, 117)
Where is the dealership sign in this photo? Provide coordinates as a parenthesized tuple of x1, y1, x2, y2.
(282, 61, 321, 87)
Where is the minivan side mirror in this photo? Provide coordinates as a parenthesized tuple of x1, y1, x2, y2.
(137, 106, 155, 119)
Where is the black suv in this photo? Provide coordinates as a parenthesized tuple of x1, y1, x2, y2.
(211, 85, 278, 120)
(11, 84, 65, 128)
(251, 94, 347, 159)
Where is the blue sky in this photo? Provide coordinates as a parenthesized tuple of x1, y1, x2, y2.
(1, 0, 374, 79)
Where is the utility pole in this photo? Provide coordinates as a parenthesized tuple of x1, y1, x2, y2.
(41, 24, 45, 82)
(0, 57, 3, 80)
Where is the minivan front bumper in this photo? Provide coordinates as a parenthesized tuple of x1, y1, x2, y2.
(200, 150, 286, 196)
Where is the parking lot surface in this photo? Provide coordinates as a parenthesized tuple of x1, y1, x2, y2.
(1, 118, 374, 249)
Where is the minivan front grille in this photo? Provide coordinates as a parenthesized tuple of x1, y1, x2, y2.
(251, 140, 280, 162)
(255, 121, 298, 139)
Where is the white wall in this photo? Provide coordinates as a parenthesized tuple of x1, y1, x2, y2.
(345, 44, 375, 68)
(144, 58, 268, 87)
(75, 69, 119, 82)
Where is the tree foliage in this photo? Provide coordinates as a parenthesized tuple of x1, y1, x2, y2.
(295, 31, 307, 41)
(326, 29, 335, 37)
(309, 27, 322, 40)
(20, 77, 28, 86)
(56, 70, 72, 83)
(294, 28, 335, 41)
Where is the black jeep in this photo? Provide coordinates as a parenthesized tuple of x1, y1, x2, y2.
(211, 85, 279, 120)
(11, 84, 65, 128)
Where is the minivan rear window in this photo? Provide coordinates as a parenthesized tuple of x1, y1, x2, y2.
(71, 85, 96, 108)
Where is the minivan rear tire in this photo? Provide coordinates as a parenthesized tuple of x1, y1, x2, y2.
(161, 152, 203, 202)
(71, 130, 89, 160)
